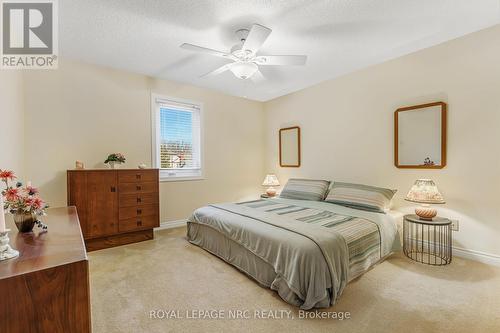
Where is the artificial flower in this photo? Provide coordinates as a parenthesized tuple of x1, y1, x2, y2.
(0, 169, 49, 217)
(104, 152, 126, 164)
(32, 197, 45, 210)
(5, 188, 19, 201)
(26, 186, 39, 195)
(24, 197, 34, 207)
(0, 170, 16, 181)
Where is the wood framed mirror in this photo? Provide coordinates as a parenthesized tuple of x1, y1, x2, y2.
(395, 102, 447, 169)
(279, 126, 301, 167)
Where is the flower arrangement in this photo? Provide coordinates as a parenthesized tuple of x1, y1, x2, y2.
(1, 170, 49, 231)
(104, 153, 126, 165)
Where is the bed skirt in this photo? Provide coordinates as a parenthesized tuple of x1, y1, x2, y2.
(187, 221, 332, 308)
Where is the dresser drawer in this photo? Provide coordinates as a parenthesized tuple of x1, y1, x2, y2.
(119, 215, 158, 233)
(119, 182, 157, 194)
(118, 170, 157, 183)
(119, 192, 158, 207)
(119, 204, 157, 220)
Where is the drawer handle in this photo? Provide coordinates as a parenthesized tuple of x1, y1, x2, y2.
(136, 174, 141, 180)
(110, 186, 116, 192)
(137, 209, 142, 215)
(137, 197, 142, 203)
(136, 185, 142, 191)
(137, 220, 142, 226)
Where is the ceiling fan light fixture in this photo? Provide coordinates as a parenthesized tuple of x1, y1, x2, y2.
(230, 62, 258, 79)
(181, 24, 306, 82)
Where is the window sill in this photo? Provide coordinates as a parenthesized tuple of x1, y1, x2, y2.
(159, 176, 205, 182)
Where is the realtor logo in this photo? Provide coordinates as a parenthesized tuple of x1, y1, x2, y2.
(1, 0, 58, 69)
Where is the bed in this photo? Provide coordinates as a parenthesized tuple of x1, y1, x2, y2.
(187, 197, 400, 310)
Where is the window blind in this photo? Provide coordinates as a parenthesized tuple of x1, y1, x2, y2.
(155, 97, 200, 111)
(153, 96, 202, 180)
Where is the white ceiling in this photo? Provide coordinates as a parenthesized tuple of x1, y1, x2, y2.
(60, 0, 500, 102)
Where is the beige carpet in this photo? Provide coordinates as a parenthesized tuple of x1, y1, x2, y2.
(89, 227, 500, 333)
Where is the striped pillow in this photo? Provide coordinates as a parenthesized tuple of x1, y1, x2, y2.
(325, 182, 397, 213)
(279, 178, 331, 201)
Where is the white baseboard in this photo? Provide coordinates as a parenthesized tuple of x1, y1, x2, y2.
(452, 246, 500, 266)
(156, 219, 187, 230)
(406, 237, 500, 266)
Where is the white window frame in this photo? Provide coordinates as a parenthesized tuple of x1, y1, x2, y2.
(151, 93, 204, 182)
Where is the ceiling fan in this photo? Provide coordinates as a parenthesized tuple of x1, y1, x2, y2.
(180, 24, 307, 81)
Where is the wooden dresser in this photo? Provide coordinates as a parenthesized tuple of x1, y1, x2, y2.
(67, 169, 160, 251)
(0, 207, 91, 333)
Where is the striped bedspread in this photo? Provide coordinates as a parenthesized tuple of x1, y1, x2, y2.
(238, 199, 382, 280)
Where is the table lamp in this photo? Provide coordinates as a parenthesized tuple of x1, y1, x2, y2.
(405, 179, 445, 220)
(262, 174, 280, 197)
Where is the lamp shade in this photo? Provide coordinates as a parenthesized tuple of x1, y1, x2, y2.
(230, 62, 258, 79)
(405, 179, 445, 204)
(262, 174, 280, 186)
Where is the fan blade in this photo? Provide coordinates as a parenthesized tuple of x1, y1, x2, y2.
(242, 24, 272, 54)
(180, 43, 234, 60)
(251, 70, 265, 83)
(254, 55, 307, 66)
(200, 63, 235, 77)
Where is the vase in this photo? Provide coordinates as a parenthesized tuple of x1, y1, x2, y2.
(108, 161, 122, 169)
(13, 212, 37, 233)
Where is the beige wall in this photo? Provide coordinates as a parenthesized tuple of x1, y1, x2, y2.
(23, 60, 265, 221)
(11, 25, 500, 257)
(264, 25, 500, 256)
(0, 71, 24, 179)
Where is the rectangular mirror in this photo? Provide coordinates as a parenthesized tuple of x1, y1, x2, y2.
(279, 126, 301, 167)
(395, 102, 447, 169)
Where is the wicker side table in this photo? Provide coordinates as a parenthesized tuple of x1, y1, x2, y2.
(403, 214, 452, 266)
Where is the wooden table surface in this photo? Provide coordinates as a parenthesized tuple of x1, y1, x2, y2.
(0, 206, 91, 333)
(0, 206, 87, 279)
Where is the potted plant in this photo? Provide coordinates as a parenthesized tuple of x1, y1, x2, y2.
(104, 153, 126, 169)
(1, 170, 49, 232)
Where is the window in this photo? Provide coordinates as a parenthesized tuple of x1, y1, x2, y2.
(152, 94, 203, 181)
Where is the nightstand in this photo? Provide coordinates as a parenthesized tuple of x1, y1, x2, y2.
(403, 214, 452, 266)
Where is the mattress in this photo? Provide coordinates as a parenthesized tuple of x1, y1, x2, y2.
(187, 198, 399, 309)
